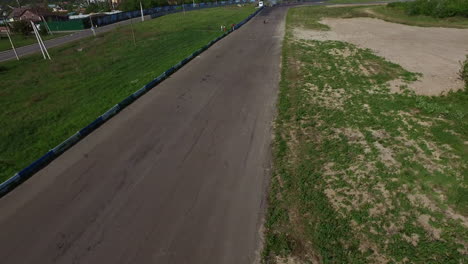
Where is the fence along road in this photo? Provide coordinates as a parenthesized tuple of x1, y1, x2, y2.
(0, 6, 286, 264)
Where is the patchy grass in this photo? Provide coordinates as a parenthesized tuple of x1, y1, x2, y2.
(0, 33, 68, 52)
(264, 6, 467, 264)
(286, 5, 368, 30)
(0, 5, 256, 183)
(288, 5, 468, 29)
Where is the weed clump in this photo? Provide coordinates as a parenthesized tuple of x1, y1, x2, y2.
(461, 55, 468, 88)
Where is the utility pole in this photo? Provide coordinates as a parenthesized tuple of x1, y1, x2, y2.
(89, 16, 96, 37)
(31, 21, 51, 60)
(31, 21, 46, 60)
(140, 2, 144, 22)
(192, 0, 195, 8)
(41, 16, 53, 35)
(6, 30, 19, 60)
(130, 15, 136, 46)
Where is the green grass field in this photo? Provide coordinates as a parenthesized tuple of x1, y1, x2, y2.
(264, 6, 467, 264)
(305, 3, 468, 28)
(0, 33, 67, 52)
(0, 5, 255, 183)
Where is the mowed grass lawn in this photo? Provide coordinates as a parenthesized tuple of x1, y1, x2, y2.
(0, 5, 256, 183)
(0, 33, 68, 52)
(264, 6, 467, 264)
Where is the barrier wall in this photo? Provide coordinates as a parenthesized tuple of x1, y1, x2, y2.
(0, 7, 264, 198)
(40, 20, 86, 31)
(84, 0, 256, 28)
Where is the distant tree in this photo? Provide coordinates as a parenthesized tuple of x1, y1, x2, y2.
(39, 22, 48, 35)
(119, 0, 180, 11)
(85, 1, 111, 13)
(86, 3, 100, 12)
(11, 20, 32, 35)
(119, 0, 139, 11)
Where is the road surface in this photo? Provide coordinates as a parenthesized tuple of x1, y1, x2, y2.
(0, 6, 286, 264)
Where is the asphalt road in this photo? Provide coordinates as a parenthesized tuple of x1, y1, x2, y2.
(0, 6, 285, 264)
(0, 15, 152, 62)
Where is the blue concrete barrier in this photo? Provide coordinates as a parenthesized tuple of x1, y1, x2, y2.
(0, 174, 21, 196)
(165, 67, 175, 76)
(118, 95, 136, 108)
(101, 105, 121, 121)
(0, 150, 57, 196)
(133, 86, 148, 99)
(52, 132, 82, 155)
(173, 61, 184, 70)
(0, 6, 265, 198)
(18, 151, 56, 177)
(79, 117, 104, 137)
(145, 73, 167, 89)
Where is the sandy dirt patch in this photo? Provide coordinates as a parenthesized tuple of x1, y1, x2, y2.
(294, 18, 468, 95)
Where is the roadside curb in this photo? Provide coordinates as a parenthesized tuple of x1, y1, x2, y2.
(0, 7, 264, 198)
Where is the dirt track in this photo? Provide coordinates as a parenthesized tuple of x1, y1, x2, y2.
(295, 17, 468, 95)
(0, 7, 286, 264)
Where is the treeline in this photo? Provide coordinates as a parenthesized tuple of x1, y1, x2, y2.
(86, 2, 113, 13)
(119, 0, 223, 11)
(388, 0, 468, 18)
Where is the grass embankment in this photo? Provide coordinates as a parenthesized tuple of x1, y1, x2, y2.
(321, 2, 468, 28)
(388, 0, 468, 18)
(328, 0, 392, 4)
(0, 33, 67, 52)
(0, 5, 255, 183)
(264, 6, 467, 264)
(371, 4, 468, 28)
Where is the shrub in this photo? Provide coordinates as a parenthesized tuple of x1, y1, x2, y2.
(86, 2, 111, 13)
(461, 55, 468, 89)
(39, 24, 48, 35)
(387, 2, 406, 8)
(11, 20, 32, 36)
(388, 0, 468, 18)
